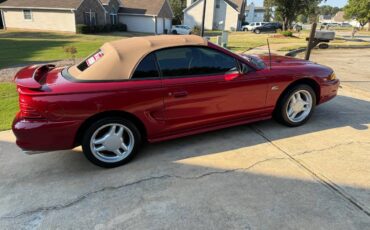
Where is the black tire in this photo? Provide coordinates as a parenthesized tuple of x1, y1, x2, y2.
(255, 29, 261, 34)
(172, 30, 178, 34)
(243, 28, 248, 31)
(275, 84, 316, 127)
(82, 117, 142, 168)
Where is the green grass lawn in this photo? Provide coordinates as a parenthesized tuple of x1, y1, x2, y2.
(0, 30, 147, 69)
(0, 82, 18, 131)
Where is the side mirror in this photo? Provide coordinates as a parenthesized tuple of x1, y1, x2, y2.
(240, 62, 250, 74)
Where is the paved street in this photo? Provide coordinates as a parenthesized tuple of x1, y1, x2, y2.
(0, 49, 370, 229)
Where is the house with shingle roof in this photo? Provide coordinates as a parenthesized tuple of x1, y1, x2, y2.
(0, 0, 174, 33)
(183, 0, 246, 31)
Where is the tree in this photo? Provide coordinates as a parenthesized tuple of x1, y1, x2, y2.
(263, 0, 273, 22)
(297, 14, 308, 24)
(271, 0, 325, 30)
(318, 5, 341, 17)
(344, 0, 370, 30)
(169, 0, 186, 25)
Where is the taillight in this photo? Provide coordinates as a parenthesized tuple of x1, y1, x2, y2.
(19, 99, 45, 120)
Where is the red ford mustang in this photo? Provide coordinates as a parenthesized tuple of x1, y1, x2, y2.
(12, 35, 339, 167)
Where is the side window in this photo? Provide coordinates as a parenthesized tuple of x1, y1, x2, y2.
(155, 47, 238, 78)
(188, 47, 238, 75)
(131, 53, 159, 79)
(155, 47, 192, 77)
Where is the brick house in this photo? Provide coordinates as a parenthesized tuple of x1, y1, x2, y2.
(0, 0, 174, 33)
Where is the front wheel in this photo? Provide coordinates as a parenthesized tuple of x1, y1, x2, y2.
(243, 28, 248, 31)
(275, 85, 316, 127)
(82, 117, 142, 168)
(255, 29, 261, 34)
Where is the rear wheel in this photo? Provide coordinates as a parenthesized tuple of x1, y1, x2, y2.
(255, 29, 261, 34)
(172, 30, 178, 34)
(82, 117, 141, 168)
(275, 84, 316, 127)
(243, 28, 248, 31)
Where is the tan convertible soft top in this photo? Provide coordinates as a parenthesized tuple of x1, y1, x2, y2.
(68, 35, 208, 81)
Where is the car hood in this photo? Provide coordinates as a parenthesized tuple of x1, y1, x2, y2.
(239, 54, 315, 69)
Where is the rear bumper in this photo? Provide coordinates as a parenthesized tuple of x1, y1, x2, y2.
(12, 113, 82, 152)
(319, 79, 340, 104)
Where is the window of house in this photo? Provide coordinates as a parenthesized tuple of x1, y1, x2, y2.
(131, 53, 160, 79)
(84, 11, 97, 26)
(23, 10, 32, 20)
(110, 14, 118, 25)
(155, 47, 238, 78)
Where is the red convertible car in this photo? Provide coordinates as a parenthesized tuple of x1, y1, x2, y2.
(12, 35, 339, 167)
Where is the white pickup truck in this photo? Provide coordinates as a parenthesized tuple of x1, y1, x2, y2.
(242, 22, 267, 31)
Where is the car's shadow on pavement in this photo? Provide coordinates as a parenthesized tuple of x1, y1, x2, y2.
(135, 95, 370, 162)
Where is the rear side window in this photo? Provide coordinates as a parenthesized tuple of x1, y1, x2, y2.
(132, 53, 159, 79)
(77, 50, 104, 71)
(155, 47, 238, 78)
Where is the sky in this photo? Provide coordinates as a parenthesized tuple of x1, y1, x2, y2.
(250, 0, 348, 8)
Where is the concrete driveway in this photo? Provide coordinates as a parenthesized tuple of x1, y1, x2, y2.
(1, 49, 370, 229)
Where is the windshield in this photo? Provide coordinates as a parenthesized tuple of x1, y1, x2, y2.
(239, 54, 266, 70)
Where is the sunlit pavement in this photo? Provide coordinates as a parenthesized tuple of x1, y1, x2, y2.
(1, 49, 370, 229)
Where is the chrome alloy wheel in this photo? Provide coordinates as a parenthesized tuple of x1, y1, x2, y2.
(286, 90, 313, 123)
(90, 123, 134, 163)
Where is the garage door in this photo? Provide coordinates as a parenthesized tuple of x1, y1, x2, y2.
(119, 15, 155, 33)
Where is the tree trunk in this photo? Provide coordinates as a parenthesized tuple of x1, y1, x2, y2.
(283, 17, 288, 31)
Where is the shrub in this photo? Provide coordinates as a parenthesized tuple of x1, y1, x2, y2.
(192, 26, 201, 35)
(76, 23, 127, 34)
(63, 46, 78, 63)
(116, 23, 127, 32)
(76, 24, 90, 34)
(280, 31, 293, 37)
(103, 24, 112, 33)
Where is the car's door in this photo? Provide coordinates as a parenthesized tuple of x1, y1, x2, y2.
(264, 24, 275, 32)
(155, 46, 269, 134)
(129, 53, 166, 137)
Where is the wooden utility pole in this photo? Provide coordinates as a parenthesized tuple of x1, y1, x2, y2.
(305, 22, 317, 60)
(201, 0, 207, 37)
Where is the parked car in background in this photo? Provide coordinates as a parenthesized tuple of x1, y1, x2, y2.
(12, 35, 339, 168)
(171, 25, 192, 35)
(340, 23, 352, 27)
(242, 22, 267, 31)
(253, 22, 282, 34)
(292, 23, 303, 32)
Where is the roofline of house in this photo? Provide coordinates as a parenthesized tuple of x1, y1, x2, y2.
(0, 0, 109, 13)
(183, 0, 201, 12)
(224, 1, 239, 13)
(101, 0, 122, 6)
(164, 0, 175, 18)
(183, 0, 239, 13)
(118, 12, 157, 17)
(79, 0, 108, 13)
(0, 6, 76, 11)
